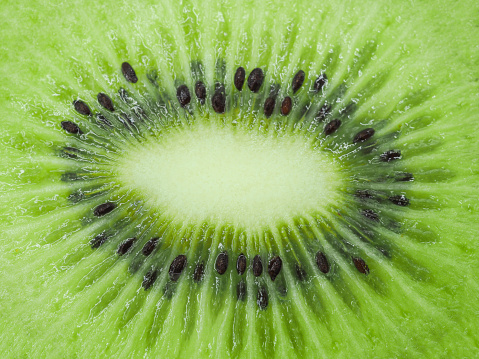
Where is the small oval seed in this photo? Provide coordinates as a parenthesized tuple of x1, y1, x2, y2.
(215, 251, 228, 275)
(353, 257, 370, 275)
(176, 85, 191, 107)
(281, 97, 292, 116)
(362, 209, 379, 221)
(169, 254, 187, 281)
(234, 67, 246, 91)
(268, 256, 282, 281)
(117, 237, 136, 256)
(73, 100, 91, 116)
(324, 119, 341, 136)
(353, 128, 375, 143)
(194, 262, 205, 282)
(264, 97, 275, 118)
(296, 264, 307, 281)
(380, 150, 401, 162)
(292, 70, 305, 93)
(142, 269, 158, 290)
(121, 62, 138, 83)
(389, 195, 410, 206)
(316, 103, 331, 121)
(195, 81, 206, 105)
(313, 73, 328, 92)
(257, 286, 269, 310)
(247, 68, 264, 93)
(212, 92, 226, 114)
(93, 202, 116, 217)
(237, 254, 247, 275)
(97, 93, 115, 112)
(142, 237, 159, 256)
(90, 232, 108, 249)
(253, 255, 263, 277)
(316, 251, 330, 273)
(61, 121, 82, 134)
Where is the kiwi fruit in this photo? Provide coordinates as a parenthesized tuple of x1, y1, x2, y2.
(0, 0, 478, 358)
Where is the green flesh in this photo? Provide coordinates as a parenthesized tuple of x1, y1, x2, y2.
(1, 0, 479, 358)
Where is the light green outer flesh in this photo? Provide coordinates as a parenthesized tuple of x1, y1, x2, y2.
(0, 0, 478, 358)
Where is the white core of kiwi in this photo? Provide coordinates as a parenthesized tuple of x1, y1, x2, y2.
(119, 120, 343, 229)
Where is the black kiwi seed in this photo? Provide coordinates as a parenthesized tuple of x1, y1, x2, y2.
(90, 232, 108, 249)
(234, 67, 246, 91)
(169, 254, 187, 282)
(292, 70, 305, 93)
(324, 119, 341, 136)
(176, 85, 191, 107)
(212, 92, 226, 114)
(97, 93, 115, 112)
(361, 209, 379, 222)
(281, 97, 292, 116)
(215, 251, 228, 275)
(316, 103, 331, 121)
(257, 286, 269, 310)
(142, 237, 159, 256)
(73, 100, 91, 116)
(117, 237, 136, 256)
(121, 61, 138, 83)
(353, 128, 375, 143)
(315, 251, 330, 274)
(355, 190, 374, 199)
(396, 172, 414, 182)
(252, 255, 263, 277)
(268, 256, 282, 281)
(93, 202, 116, 217)
(61, 121, 82, 135)
(296, 264, 307, 281)
(380, 150, 401, 162)
(389, 195, 410, 206)
(237, 280, 246, 301)
(142, 269, 158, 290)
(193, 262, 205, 282)
(247, 68, 264, 93)
(313, 73, 328, 92)
(264, 97, 275, 117)
(353, 257, 370, 275)
(195, 81, 206, 104)
(236, 253, 247, 275)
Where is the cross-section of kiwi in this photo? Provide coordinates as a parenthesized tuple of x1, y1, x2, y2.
(0, 0, 478, 358)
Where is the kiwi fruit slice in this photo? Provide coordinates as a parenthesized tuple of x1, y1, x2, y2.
(1, 0, 478, 358)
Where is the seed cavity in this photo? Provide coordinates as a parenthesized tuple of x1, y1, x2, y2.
(396, 172, 414, 182)
(264, 97, 275, 117)
(247, 68, 264, 93)
(169, 254, 187, 281)
(215, 251, 228, 275)
(296, 264, 307, 281)
(380, 150, 401, 162)
(389, 195, 409, 206)
(195, 81, 206, 104)
(292, 70, 305, 93)
(236, 254, 247, 275)
(176, 85, 191, 107)
(117, 237, 136, 256)
(90, 232, 108, 249)
(234, 67, 246, 91)
(313, 73, 328, 92)
(93, 202, 116, 217)
(316, 103, 331, 121)
(362, 209, 379, 222)
(353, 257, 370, 275)
(353, 128, 375, 143)
(96, 114, 113, 128)
(194, 262, 205, 282)
(142, 269, 158, 290)
(73, 100, 91, 116)
(355, 190, 374, 199)
(61, 121, 82, 135)
(142, 237, 159, 256)
(237, 280, 246, 301)
(257, 286, 268, 310)
(122, 62, 138, 83)
(253, 255, 263, 277)
(212, 92, 226, 114)
(324, 119, 341, 136)
(316, 251, 330, 273)
(281, 97, 292, 116)
(97, 93, 115, 112)
(268, 256, 282, 281)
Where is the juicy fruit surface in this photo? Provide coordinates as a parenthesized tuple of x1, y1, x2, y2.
(1, 0, 479, 358)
